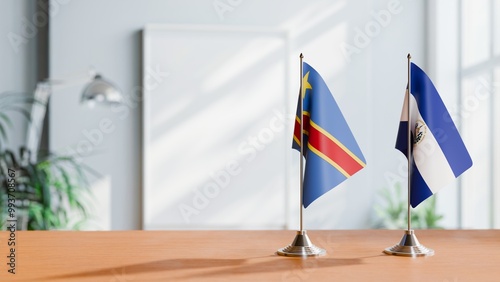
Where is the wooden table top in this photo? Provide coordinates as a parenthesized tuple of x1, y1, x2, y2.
(0, 229, 499, 281)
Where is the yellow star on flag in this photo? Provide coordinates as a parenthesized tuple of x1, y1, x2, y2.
(302, 71, 312, 98)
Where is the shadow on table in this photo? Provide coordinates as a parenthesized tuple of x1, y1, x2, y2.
(181, 256, 370, 280)
(45, 258, 247, 280)
(44, 254, 379, 280)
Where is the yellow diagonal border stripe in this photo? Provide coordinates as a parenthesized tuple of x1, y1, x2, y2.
(294, 111, 311, 146)
(307, 143, 350, 178)
(310, 120, 366, 168)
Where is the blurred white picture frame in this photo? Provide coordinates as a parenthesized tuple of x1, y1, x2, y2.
(142, 24, 293, 230)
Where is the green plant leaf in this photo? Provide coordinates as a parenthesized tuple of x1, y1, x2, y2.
(373, 183, 444, 229)
(1, 145, 94, 230)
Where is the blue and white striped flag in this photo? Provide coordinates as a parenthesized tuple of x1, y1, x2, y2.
(396, 63, 473, 208)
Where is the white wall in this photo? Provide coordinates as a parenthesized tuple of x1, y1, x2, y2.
(0, 0, 38, 150)
(49, 0, 426, 230)
(429, 1, 500, 229)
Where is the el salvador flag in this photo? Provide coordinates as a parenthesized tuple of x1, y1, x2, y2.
(395, 63, 473, 208)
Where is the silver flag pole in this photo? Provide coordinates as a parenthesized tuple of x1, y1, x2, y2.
(384, 54, 434, 257)
(277, 53, 326, 257)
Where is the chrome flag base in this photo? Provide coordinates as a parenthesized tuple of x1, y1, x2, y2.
(277, 230, 326, 257)
(384, 230, 434, 257)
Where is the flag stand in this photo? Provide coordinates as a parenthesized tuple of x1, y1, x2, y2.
(277, 53, 326, 257)
(277, 230, 326, 257)
(383, 54, 434, 257)
(383, 229, 434, 257)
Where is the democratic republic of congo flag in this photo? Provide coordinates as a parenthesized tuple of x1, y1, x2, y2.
(293, 62, 366, 208)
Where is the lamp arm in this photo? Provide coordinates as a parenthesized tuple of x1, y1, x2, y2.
(25, 68, 121, 161)
(25, 82, 51, 162)
(25, 68, 96, 161)
(44, 68, 97, 91)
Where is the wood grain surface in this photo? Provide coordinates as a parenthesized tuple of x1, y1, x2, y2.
(0, 230, 499, 281)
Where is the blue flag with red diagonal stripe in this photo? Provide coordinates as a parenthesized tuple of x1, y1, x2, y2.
(293, 62, 366, 208)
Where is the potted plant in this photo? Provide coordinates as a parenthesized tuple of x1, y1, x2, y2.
(0, 92, 95, 230)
